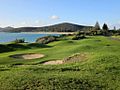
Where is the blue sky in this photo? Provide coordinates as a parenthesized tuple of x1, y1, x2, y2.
(0, 0, 120, 28)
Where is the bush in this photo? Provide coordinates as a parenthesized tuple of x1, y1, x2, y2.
(59, 34, 67, 37)
(36, 36, 58, 44)
(72, 31, 86, 40)
(72, 35, 86, 40)
(14, 38, 25, 43)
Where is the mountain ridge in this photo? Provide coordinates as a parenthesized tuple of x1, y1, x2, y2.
(0, 22, 93, 32)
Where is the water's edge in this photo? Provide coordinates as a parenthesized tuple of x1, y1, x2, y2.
(0, 32, 60, 43)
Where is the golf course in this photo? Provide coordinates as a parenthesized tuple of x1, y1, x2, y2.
(0, 35, 120, 90)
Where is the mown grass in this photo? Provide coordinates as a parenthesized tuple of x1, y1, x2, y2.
(0, 36, 120, 90)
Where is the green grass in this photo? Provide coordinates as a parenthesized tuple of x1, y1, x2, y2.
(0, 36, 120, 90)
(112, 36, 120, 39)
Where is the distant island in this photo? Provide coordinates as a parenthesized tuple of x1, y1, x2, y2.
(0, 22, 93, 33)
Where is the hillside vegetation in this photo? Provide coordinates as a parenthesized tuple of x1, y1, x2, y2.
(0, 36, 120, 90)
(0, 23, 92, 32)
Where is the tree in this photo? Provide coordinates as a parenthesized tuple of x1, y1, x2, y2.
(95, 21, 101, 30)
(114, 26, 116, 30)
(102, 23, 108, 31)
(91, 22, 101, 35)
(102, 23, 109, 36)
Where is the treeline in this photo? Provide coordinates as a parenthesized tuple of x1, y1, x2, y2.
(79, 22, 120, 36)
(71, 22, 120, 40)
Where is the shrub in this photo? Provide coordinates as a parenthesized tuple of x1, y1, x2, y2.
(36, 36, 58, 44)
(14, 38, 25, 43)
(59, 34, 67, 37)
(72, 35, 86, 40)
(72, 31, 86, 40)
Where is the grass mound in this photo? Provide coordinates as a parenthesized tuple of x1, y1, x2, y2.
(27, 43, 50, 48)
(0, 44, 14, 53)
(7, 43, 30, 50)
(0, 43, 51, 53)
(63, 53, 88, 63)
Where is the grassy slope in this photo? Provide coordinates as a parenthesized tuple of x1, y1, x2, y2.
(0, 36, 120, 90)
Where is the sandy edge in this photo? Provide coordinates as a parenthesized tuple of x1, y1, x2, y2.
(20, 32, 75, 34)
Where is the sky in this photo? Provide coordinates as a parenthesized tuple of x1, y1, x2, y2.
(0, 0, 120, 28)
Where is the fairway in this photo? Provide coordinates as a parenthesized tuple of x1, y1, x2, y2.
(0, 36, 120, 90)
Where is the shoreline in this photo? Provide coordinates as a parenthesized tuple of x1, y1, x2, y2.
(0, 32, 75, 34)
(20, 32, 75, 34)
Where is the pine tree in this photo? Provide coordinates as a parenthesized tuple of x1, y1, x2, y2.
(102, 23, 109, 36)
(102, 23, 108, 31)
(92, 21, 101, 35)
(95, 21, 101, 30)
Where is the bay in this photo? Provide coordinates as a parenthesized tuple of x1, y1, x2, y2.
(0, 32, 59, 43)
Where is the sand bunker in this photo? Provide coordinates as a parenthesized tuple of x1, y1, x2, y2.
(43, 60, 63, 65)
(10, 53, 45, 60)
(42, 53, 87, 65)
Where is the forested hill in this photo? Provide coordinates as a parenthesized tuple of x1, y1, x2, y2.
(0, 23, 93, 32)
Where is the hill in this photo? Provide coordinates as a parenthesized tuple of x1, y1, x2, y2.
(0, 27, 4, 31)
(0, 22, 93, 32)
(0, 26, 14, 32)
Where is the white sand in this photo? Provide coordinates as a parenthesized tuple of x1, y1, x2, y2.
(21, 54, 44, 59)
(43, 60, 63, 65)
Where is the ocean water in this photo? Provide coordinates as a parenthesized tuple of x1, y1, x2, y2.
(0, 32, 59, 43)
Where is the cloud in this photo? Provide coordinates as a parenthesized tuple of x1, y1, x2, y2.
(50, 15, 60, 20)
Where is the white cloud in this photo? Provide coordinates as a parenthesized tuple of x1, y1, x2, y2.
(50, 15, 60, 20)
